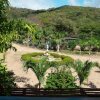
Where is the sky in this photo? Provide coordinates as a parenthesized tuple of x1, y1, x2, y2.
(9, 0, 100, 10)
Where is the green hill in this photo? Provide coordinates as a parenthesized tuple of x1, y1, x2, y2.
(9, 5, 100, 25)
(9, 6, 100, 51)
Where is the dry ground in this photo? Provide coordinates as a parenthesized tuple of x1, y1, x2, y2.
(5, 43, 100, 88)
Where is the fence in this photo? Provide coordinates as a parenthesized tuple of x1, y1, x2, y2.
(0, 88, 100, 97)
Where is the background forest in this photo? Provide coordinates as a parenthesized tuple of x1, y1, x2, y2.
(9, 6, 100, 52)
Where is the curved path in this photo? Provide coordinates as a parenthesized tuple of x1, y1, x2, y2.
(5, 43, 100, 88)
(6, 43, 45, 88)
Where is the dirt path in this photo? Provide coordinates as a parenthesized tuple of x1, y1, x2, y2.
(5, 43, 100, 88)
(6, 43, 45, 88)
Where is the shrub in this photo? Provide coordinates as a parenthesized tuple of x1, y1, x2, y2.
(63, 56, 74, 65)
(21, 54, 32, 61)
(45, 69, 78, 89)
(0, 59, 16, 95)
(49, 53, 62, 58)
(30, 52, 43, 57)
(21, 52, 74, 69)
(21, 52, 44, 61)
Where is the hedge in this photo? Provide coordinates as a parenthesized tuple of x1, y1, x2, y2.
(21, 52, 74, 66)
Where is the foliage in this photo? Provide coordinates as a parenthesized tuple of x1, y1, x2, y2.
(68, 40, 78, 50)
(8, 6, 100, 52)
(72, 60, 94, 85)
(0, 0, 18, 53)
(21, 52, 74, 66)
(45, 68, 77, 89)
(15, 19, 37, 46)
(23, 56, 51, 88)
(22, 52, 74, 88)
(63, 57, 74, 65)
(0, 59, 16, 94)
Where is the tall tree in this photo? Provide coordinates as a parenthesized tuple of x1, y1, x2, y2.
(0, 0, 18, 59)
(15, 19, 36, 46)
(52, 18, 77, 52)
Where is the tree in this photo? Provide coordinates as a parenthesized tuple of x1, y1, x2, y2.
(79, 37, 99, 54)
(15, 19, 36, 46)
(72, 60, 95, 86)
(24, 57, 51, 88)
(78, 19, 100, 54)
(42, 26, 54, 51)
(52, 18, 77, 52)
(0, 0, 18, 59)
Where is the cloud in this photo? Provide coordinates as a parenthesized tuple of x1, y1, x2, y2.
(68, 0, 100, 8)
(9, 0, 55, 10)
(83, 0, 100, 8)
(68, 0, 77, 5)
(9, 0, 100, 10)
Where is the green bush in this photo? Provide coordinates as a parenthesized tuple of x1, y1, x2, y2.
(49, 53, 62, 58)
(63, 56, 74, 65)
(21, 52, 44, 61)
(0, 59, 16, 95)
(30, 52, 43, 57)
(21, 54, 32, 61)
(45, 69, 78, 89)
(21, 52, 74, 68)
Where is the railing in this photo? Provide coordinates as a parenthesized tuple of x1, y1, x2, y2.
(0, 88, 100, 97)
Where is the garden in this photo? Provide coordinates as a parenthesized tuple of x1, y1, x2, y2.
(0, 0, 100, 94)
(21, 52, 99, 89)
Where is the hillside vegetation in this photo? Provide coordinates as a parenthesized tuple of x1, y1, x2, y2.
(9, 6, 100, 24)
(9, 6, 100, 52)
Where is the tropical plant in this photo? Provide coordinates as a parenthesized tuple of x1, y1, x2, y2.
(45, 67, 77, 89)
(72, 60, 95, 85)
(24, 56, 51, 88)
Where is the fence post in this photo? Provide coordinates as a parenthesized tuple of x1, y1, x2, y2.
(80, 88, 86, 96)
(23, 88, 26, 96)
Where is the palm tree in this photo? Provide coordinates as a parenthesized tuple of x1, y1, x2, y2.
(24, 57, 51, 88)
(72, 60, 95, 86)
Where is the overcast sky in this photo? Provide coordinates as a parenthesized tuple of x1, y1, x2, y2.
(9, 0, 100, 10)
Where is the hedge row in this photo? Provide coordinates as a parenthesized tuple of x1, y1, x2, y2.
(21, 52, 74, 66)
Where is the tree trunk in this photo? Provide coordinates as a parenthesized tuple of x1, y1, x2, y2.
(57, 44, 60, 52)
(38, 82, 41, 89)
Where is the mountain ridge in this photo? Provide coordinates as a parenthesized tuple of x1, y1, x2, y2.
(9, 5, 100, 25)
